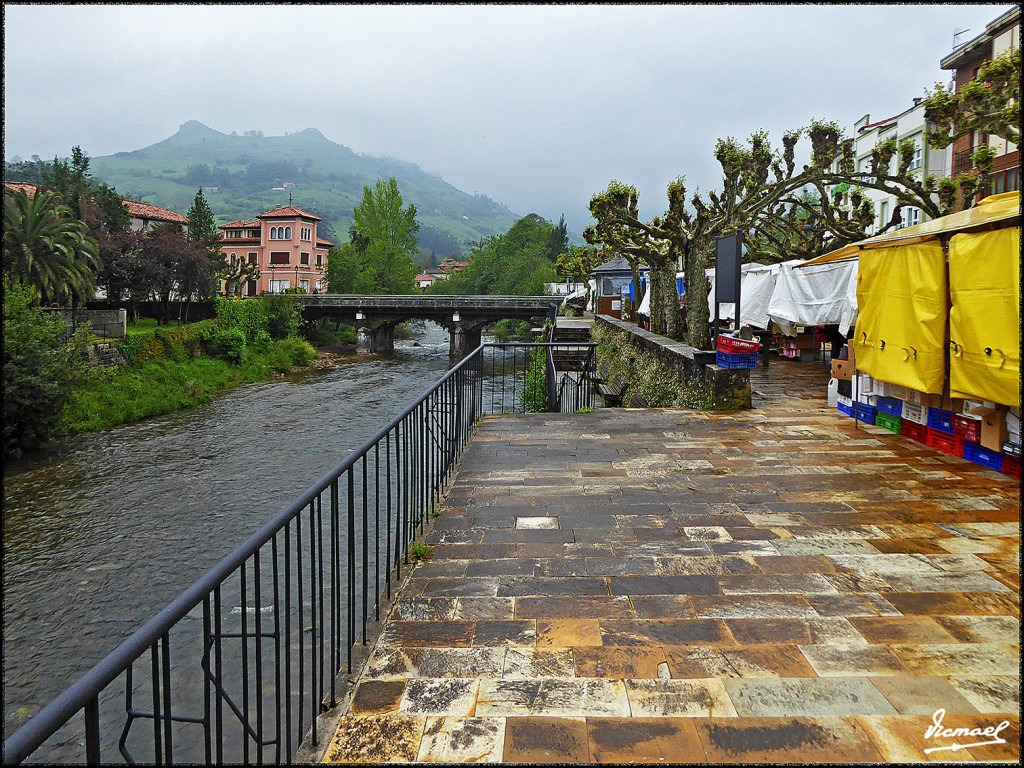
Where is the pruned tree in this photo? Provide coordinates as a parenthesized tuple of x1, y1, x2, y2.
(555, 244, 602, 310)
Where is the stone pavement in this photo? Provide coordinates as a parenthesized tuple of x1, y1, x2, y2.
(323, 358, 1020, 763)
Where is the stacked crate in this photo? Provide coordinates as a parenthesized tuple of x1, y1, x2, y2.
(715, 334, 760, 369)
(777, 332, 819, 361)
(834, 375, 1021, 476)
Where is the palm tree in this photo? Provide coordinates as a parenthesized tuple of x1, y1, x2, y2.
(3, 188, 101, 304)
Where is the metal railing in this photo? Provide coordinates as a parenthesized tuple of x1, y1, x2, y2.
(2, 341, 596, 766)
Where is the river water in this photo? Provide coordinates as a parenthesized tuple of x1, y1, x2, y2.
(1, 323, 475, 754)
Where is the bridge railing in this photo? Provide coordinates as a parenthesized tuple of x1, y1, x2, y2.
(2, 341, 594, 766)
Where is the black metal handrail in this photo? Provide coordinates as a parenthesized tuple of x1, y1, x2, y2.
(2, 341, 595, 766)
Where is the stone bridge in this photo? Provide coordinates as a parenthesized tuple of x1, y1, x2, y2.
(292, 295, 559, 356)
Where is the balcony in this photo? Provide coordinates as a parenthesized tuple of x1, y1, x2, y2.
(952, 149, 974, 176)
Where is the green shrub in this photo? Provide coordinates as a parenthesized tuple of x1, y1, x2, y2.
(521, 346, 548, 412)
(3, 278, 91, 458)
(214, 296, 268, 340)
(252, 329, 272, 351)
(276, 336, 317, 366)
(212, 328, 247, 364)
(262, 295, 301, 340)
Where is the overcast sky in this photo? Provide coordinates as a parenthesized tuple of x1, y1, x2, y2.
(3, 3, 1014, 234)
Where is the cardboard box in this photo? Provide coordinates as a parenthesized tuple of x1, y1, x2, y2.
(967, 406, 1009, 451)
(794, 333, 820, 349)
(831, 359, 854, 380)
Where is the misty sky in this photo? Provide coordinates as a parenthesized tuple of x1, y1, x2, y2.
(3, 3, 1013, 234)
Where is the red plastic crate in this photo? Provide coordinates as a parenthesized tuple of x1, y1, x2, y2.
(901, 420, 928, 443)
(925, 427, 964, 457)
(1001, 455, 1021, 478)
(952, 414, 982, 443)
(717, 335, 760, 354)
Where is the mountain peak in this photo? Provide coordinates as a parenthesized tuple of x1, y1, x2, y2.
(175, 120, 222, 137)
(296, 127, 327, 139)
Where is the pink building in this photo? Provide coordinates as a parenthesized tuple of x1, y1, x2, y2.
(218, 205, 332, 295)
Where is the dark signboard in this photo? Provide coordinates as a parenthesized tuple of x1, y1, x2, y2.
(715, 232, 742, 304)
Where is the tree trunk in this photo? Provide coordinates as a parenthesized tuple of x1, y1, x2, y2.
(659, 262, 682, 340)
(627, 260, 643, 326)
(685, 246, 711, 349)
(648, 267, 665, 334)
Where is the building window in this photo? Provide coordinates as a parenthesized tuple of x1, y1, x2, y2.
(908, 140, 922, 171)
(248, 253, 258, 265)
(901, 206, 920, 228)
(300, 252, 310, 265)
(316, 279, 324, 293)
(316, 253, 323, 267)
(879, 200, 889, 230)
(226, 230, 242, 239)
(269, 225, 292, 240)
(269, 279, 290, 294)
(988, 168, 1020, 196)
(245, 279, 258, 297)
(299, 279, 310, 293)
(300, 226, 312, 241)
(270, 251, 290, 265)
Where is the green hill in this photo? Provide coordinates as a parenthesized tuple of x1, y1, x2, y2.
(85, 121, 520, 250)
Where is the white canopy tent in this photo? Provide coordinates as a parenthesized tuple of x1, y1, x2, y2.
(704, 258, 859, 336)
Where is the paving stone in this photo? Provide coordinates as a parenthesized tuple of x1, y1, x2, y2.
(625, 678, 738, 717)
(630, 594, 697, 619)
(690, 594, 819, 619)
(752, 555, 837, 574)
(718, 574, 838, 595)
(848, 715, 965, 762)
(868, 676, 980, 715)
(695, 716, 885, 763)
(323, 715, 425, 763)
(514, 596, 634, 619)
(399, 678, 479, 716)
(464, 558, 536, 577)
(600, 618, 735, 647)
(516, 516, 558, 529)
(467, 619, 536, 647)
(586, 717, 706, 763)
(416, 716, 505, 762)
(888, 643, 1021, 676)
(391, 597, 458, 621)
(664, 644, 817, 679)
(933, 615, 1021, 644)
(724, 677, 898, 717)
(535, 618, 603, 647)
(849, 616, 960, 645)
(885, 591, 1020, 617)
(503, 716, 590, 763)
(497, 576, 609, 597)
(572, 646, 667, 678)
(883, 572, 1011, 593)
(477, 678, 630, 717)
(364, 646, 506, 680)
(944, 676, 1021, 713)
(453, 597, 515, 620)
(805, 592, 902, 617)
(349, 680, 407, 715)
(799, 644, 911, 676)
(501, 647, 575, 678)
(608, 575, 721, 595)
(385, 620, 476, 647)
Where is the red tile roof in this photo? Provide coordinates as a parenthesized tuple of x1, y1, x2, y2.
(257, 205, 321, 221)
(3, 182, 39, 196)
(316, 237, 333, 247)
(220, 220, 260, 229)
(415, 273, 433, 282)
(858, 117, 897, 133)
(124, 200, 189, 224)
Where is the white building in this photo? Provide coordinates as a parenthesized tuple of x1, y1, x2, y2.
(833, 100, 951, 235)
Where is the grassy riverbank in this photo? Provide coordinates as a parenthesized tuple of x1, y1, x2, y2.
(63, 337, 318, 433)
(61, 298, 335, 434)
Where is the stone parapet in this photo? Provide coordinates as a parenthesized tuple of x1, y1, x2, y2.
(44, 308, 127, 339)
(592, 315, 751, 410)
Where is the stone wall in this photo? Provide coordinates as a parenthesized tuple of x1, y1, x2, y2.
(44, 308, 126, 338)
(592, 315, 751, 410)
(83, 342, 127, 368)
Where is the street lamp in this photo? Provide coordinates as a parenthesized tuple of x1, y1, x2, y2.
(271, 264, 276, 294)
(295, 265, 299, 293)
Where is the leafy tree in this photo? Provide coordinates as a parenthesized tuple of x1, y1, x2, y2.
(556, 245, 602, 314)
(545, 214, 569, 261)
(331, 178, 421, 294)
(3, 276, 90, 459)
(3, 187, 101, 305)
(138, 223, 216, 323)
(186, 188, 218, 245)
(924, 46, 1021, 151)
(429, 214, 557, 296)
(41, 145, 130, 236)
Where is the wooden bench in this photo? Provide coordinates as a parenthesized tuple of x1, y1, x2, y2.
(596, 382, 624, 407)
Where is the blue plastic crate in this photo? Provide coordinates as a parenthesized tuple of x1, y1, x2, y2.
(963, 441, 1004, 472)
(875, 396, 903, 417)
(855, 402, 877, 424)
(838, 401, 855, 418)
(716, 351, 759, 369)
(926, 408, 954, 434)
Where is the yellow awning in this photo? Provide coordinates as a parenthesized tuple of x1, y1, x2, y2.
(798, 191, 1021, 267)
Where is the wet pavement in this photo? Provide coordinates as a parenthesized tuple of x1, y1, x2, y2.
(322, 358, 1020, 763)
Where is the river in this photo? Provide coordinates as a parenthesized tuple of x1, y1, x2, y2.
(1, 322, 482, 756)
